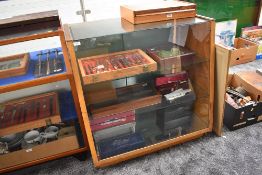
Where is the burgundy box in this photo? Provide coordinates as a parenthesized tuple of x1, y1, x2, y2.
(90, 110, 135, 132)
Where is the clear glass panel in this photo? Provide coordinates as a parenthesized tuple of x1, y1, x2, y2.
(0, 80, 84, 168)
(0, 36, 66, 86)
(71, 18, 211, 160)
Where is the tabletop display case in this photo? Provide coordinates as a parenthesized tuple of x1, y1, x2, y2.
(65, 15, 214, 167)
(0, 11, 88, 173)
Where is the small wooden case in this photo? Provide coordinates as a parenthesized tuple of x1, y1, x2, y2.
(78, 49, 157, 85)
(120, 1, 196, 24)
(0, 53, 29, 79)
(0, 92, 61, 136)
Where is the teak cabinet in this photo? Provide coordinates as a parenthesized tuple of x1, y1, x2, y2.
(65, 15, 215, 167)
(0, 11, 88, 173)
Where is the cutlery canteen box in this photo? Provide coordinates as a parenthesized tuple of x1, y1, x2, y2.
(120, 1, 196, 24)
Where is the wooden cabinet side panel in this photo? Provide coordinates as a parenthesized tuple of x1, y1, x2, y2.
(213, 45, 230, 136)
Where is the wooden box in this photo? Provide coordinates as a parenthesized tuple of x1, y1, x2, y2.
(0, 132, 79, 169)
(78, 49, 157, 85)
(0, 92, 61, 136)
(120, 1, 196, 24)
(216, 38, 258, 66)
(223, 73, 262, 130)
(146, 44, 194, 74)
(0, 53, 29, 79)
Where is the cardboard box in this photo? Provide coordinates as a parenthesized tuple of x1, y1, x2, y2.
(223, 73, 262, 130)
(241, 26, 262, 59)
(120, 1, 196, 24)
(216, 38, 258, 66)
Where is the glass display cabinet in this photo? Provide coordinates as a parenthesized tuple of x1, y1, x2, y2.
(0, 11, 88, 173)
(65, 15, 215, 167)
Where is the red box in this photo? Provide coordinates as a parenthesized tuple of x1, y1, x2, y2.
(90, 110, 135, 132)
(155, 71, 189, 95)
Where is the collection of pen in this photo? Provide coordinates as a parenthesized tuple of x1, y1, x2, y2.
(0, 94, 57, 129)
(34, 49, 63, 78)
(81, 52, 149, 75)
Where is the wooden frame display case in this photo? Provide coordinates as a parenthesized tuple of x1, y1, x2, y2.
(0, 11, 88, 173)
(65, 15, 215, 167)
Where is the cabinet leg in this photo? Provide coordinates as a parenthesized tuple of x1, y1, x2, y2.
(73, 151, 89, 161)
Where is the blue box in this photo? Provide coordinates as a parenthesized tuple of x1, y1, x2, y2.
(97, 133, 145, 159)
